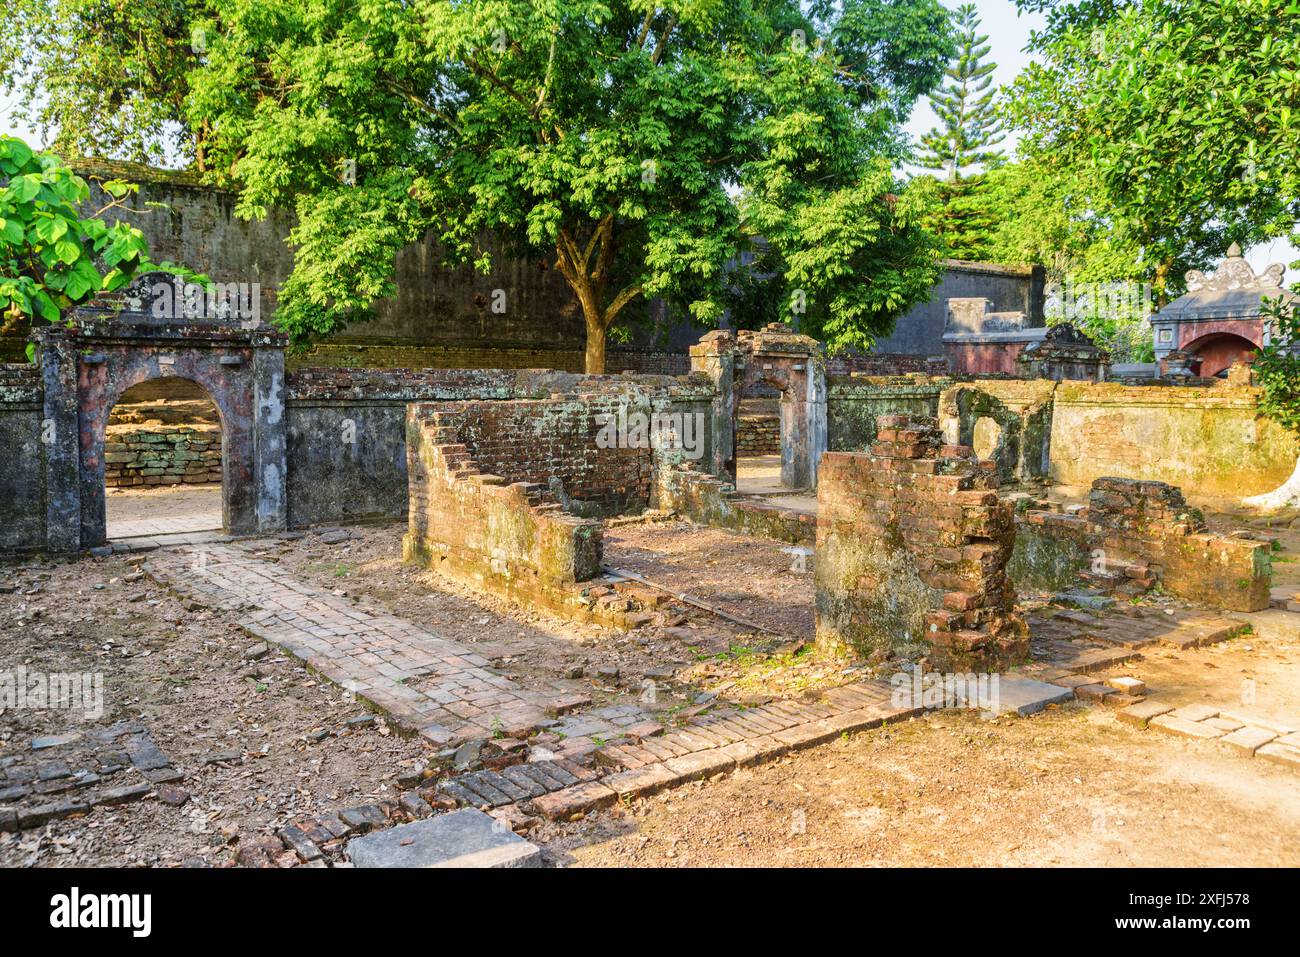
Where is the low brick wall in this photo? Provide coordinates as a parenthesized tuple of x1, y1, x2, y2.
(828, 354, 949, 377)
(432, 395, 654, 516)
(815, 415, 1028, 670)
(737, 413, 779, 455)
(104, 423, 222, 487)
(404, 402, 602, 604)
(1049, 381, 1298, 498)
(1012, 477, 1271, 611)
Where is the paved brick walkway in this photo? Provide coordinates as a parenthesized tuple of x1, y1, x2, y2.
(144, 544, 587, 745)
(435, 678, 929, 821)
(1028, 606, 1247, 675)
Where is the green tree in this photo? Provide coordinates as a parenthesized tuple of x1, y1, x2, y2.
(186, 0, 954, 371)
(0, 135, 195, 359)
(916, 3, 1004, 179)
(0, 0, 211, 168)
(1008, 0, 1300, 303)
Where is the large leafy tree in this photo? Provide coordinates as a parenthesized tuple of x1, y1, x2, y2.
(187, 0, 954, 371)
(0, 0, 212, 168)
(0, 135, 196, 359)
(917, 2, 1004, 178)
(1008, 0, 1300, 303)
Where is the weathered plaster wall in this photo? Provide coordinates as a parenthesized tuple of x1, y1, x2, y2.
(1049, 382, 1298, 498)
(826, 377, 947, 451)
(0, 365, 46, 552)
(283, 367, 716, 528)
(939, 379, 1056, 485)
(872, 261, 1045, 356)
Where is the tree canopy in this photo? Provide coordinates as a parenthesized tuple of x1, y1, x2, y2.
(1008, 0, 1300, 301)
(916, 2, 1004, 179)
(185, 0, 955, 369)
(0, 0, 210, 167)
(0, 135, 195, 359)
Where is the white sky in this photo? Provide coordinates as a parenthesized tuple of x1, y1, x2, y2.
(3, 1, 1295, 271)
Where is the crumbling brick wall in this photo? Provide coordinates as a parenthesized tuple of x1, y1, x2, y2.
(432, 396, 654, 516)
(403, 402, 603, 613)
(1015, 477, 1271, 611)
(815, 414, 1028, 670)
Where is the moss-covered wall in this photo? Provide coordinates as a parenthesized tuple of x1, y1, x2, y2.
(826, 377, 948, 451)
(1050, 382, 1298, 498)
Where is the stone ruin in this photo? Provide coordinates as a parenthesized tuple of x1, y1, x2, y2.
(1013, 477, 1271, 612)
(815, 414, 1029, 671)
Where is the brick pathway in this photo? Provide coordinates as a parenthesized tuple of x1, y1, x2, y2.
(1028, 606, 1247, 675)
(434, 678, 927, 822)
(1118, 700, 1300, 769)
(144, 544, 588, 745)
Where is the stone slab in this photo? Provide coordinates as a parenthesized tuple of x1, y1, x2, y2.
(346, 809, 543, 868)
(1256, 743, 1300, 769)
(1219, 726, 1278, 755)
(989, 676, 1076, 716)
(1117, 699, 1173, 727)
(1169, 703, 1220, 722)
(1149, 714, 1226, 740)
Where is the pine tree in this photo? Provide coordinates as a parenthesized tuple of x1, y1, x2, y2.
(917, 3, 1004, 181)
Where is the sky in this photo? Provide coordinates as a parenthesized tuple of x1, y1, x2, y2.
(3, 1, 1295, 272)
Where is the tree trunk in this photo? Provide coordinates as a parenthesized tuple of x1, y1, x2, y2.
(1154, 257, 1172, 309)
(1244, 454, 1300, 511)
(584, 311, 606, 374)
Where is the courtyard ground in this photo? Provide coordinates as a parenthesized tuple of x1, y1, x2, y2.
(3, 517, 1298, 867)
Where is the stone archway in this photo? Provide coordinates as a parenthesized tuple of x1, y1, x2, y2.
(33, 273, 289, 551)
(1183, 332, 1258, 379)
(690, 324, 827, 489)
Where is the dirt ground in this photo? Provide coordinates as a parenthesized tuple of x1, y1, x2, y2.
(105, 483, 223, 538)
(547, 703, 1300, 867)
(3, 510, 1299, 867)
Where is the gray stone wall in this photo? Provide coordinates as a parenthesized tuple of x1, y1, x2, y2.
(0, 366, 46, 552)
(871, 261, 1045, 357)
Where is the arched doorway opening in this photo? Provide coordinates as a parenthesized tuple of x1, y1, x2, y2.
(103, 376, 226, 540)
(1184, 332, 1258, 379)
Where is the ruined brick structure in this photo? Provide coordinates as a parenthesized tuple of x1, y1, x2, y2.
(815, 415, 1029, 670)
(402, 381, 711, 623)
(1015, 478, 1271, 612)
(403, 401, 605, 617)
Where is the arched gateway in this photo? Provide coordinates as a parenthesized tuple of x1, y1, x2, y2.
(31, 273, 288, 551)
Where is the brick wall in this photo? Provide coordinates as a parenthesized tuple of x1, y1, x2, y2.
(815, 414, 1028, 670)
(429, 396, 655, 515)
(104, 423, 222, 487)
(403, 402, 604, 616)
(828, 354, 948, 377)
(736, 411, 780, 455)
(1015, 478, 1271, 611)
